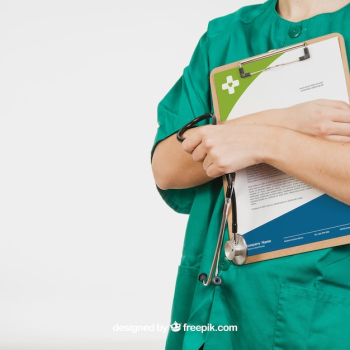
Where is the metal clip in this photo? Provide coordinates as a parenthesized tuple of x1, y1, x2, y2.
(239, 43, 310, 78)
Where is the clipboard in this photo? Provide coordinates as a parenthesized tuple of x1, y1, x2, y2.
(209, 33, 350, 264)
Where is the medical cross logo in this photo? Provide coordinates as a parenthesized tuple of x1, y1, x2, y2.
(170, 321, 182, 332)
(222, 76, 239, 94)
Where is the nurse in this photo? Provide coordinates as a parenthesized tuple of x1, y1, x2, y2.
(152, 0, 350, 349)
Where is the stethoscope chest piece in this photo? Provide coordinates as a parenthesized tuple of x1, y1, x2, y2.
(225, 234, 248, 265)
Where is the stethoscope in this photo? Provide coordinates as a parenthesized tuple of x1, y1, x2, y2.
(177, 113, 248, 286)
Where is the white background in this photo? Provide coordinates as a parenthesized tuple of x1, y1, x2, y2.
(0, 1, 262, 349)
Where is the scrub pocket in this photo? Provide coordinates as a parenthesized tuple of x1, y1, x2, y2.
(272, 284, 350, 350)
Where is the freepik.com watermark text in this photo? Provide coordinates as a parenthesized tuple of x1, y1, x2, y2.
(113, 322, 237, 334)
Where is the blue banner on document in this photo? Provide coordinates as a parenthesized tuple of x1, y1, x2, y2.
(244, 195, 350, 256)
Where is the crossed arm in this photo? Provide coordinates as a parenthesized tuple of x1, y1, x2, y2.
(152, 99, 350, 205)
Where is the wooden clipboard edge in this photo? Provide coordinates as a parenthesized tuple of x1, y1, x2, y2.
(245, 235, 350, 264)
(210, 33, 350, 123)
(333, 32, 350, 100)
(215, 32, 350, 263)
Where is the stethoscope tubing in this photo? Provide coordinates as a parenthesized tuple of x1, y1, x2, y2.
(176, 113, 247, 286)
(176, 113, 217, 142)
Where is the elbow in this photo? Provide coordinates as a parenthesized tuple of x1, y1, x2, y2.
(154, 179, 171, 191)
(152, 167, 172, 190)
(151, 157, 172, 191)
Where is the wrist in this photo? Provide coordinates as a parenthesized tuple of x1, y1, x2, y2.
(258, 125, 286, 164)
(262, 108, 287, 128)
(278, 105, 301, 132)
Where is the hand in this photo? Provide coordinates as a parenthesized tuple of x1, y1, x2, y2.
(281, 99, 350, 142)
(182, 124, 270, 177)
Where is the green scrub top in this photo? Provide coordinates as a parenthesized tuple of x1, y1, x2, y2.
(152, 0, 350, 349)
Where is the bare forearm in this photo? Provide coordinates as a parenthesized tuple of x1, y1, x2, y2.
(226, 109, 282, 127)
(152, 100, 350, 192)
(152, 133, 212, 190)
(152, 110, 286, 190)
(264, 127, 350, 205)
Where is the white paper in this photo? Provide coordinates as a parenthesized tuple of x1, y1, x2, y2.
(227, 37, 349, 235)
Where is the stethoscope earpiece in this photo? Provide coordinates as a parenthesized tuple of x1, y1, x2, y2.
(198, 273, 208, 283)
(212, 276, 222, 286)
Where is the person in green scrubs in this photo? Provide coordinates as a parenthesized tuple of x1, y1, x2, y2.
(152, 0, 350, 349)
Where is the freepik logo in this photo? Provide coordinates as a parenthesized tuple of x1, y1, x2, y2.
(170, 322, 182, 332)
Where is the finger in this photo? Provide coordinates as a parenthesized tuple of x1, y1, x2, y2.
(203, 154, 227, 177)
(181, 129, 204, 154)
(326, 121, 350, 135)
(323, 135, 350, 143)
(191, 143, 207, 162)
(327, 108, 350, 123)
(203, 149, 232, 175)
(206, 163, 223, 178)
(316, 99, 350, 111)
(202, 153, 213, 171)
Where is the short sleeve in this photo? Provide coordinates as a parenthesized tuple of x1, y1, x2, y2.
(151, 31, 212, 214)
